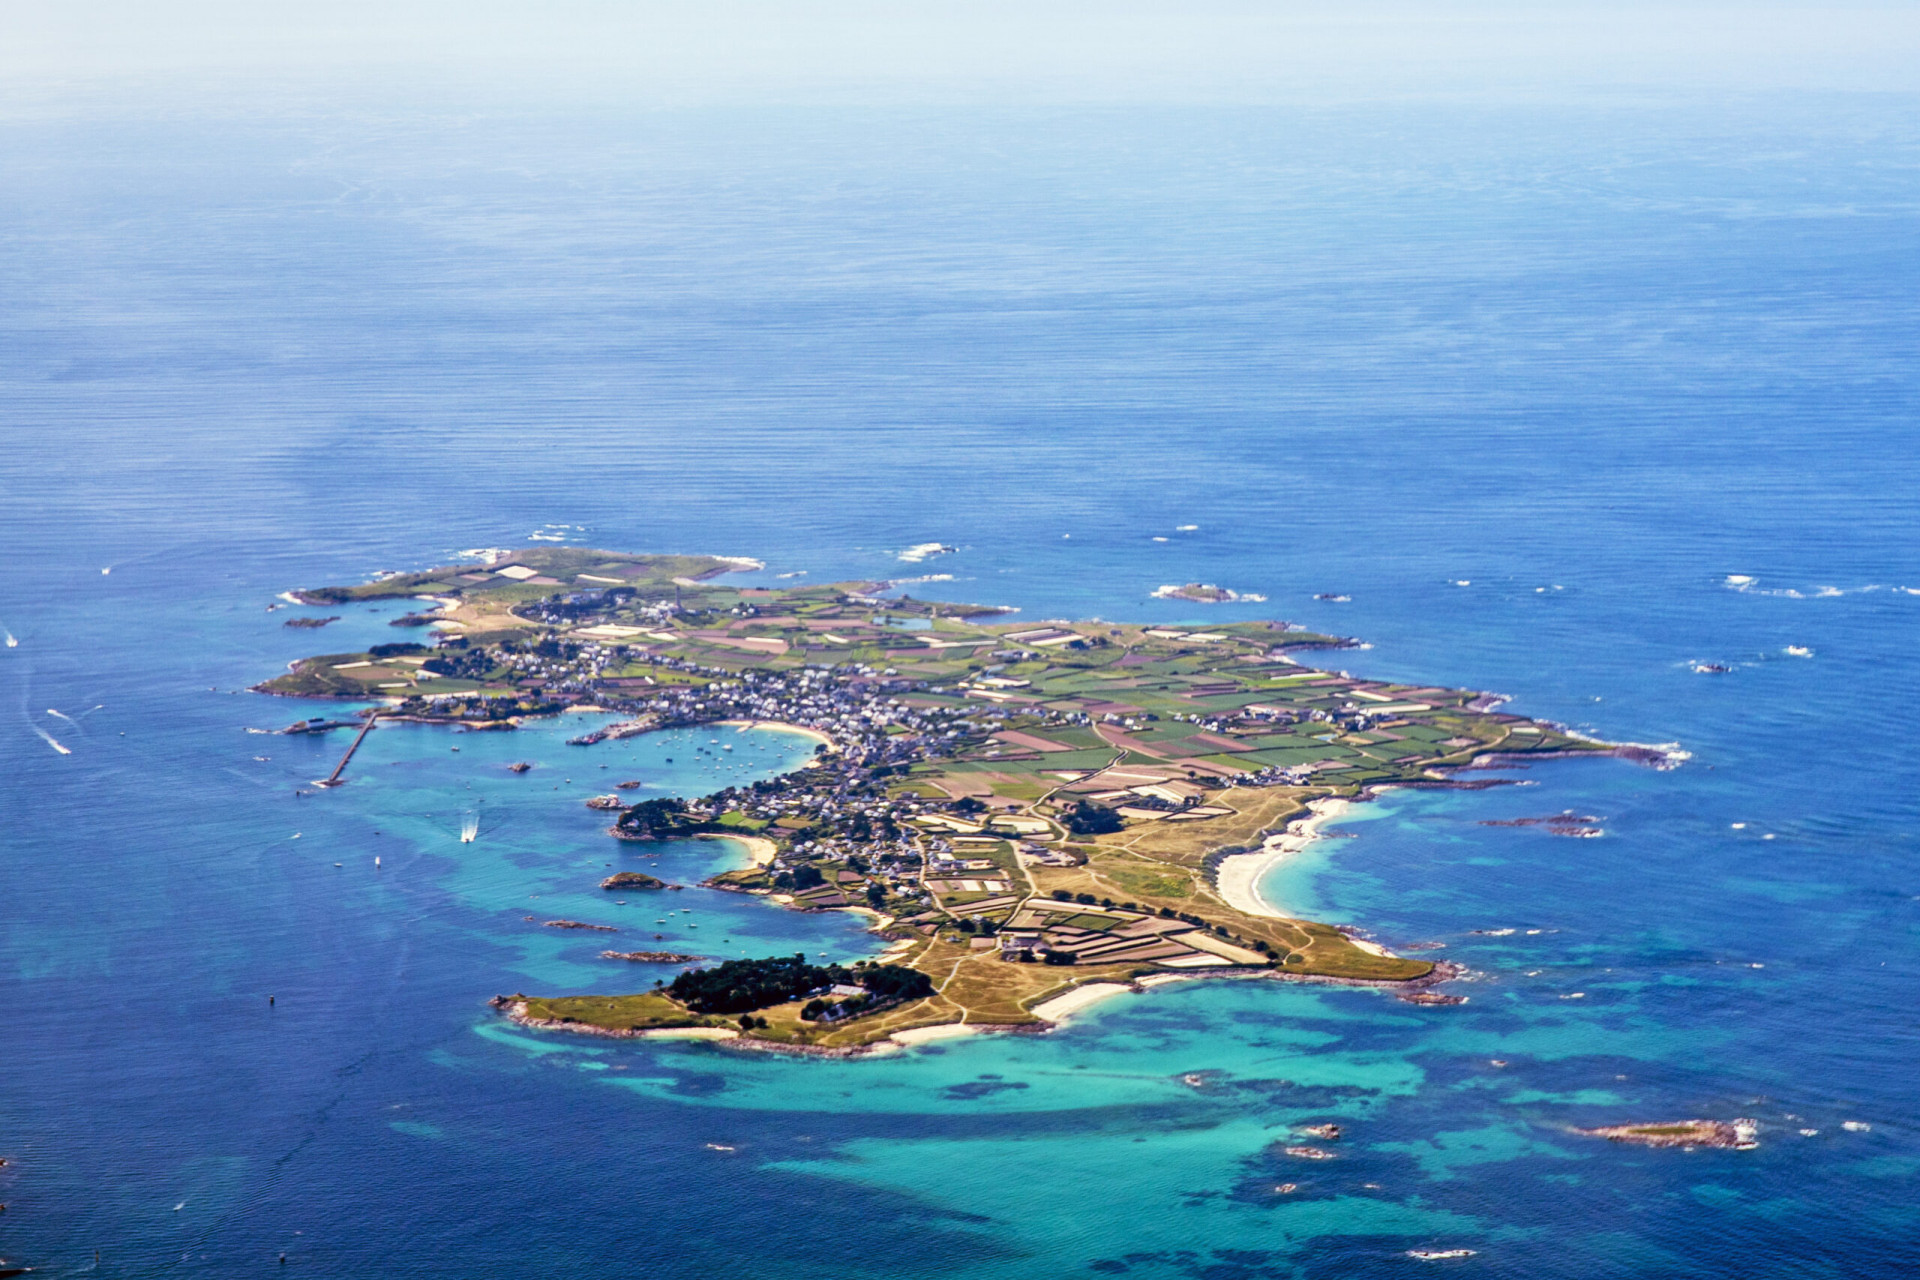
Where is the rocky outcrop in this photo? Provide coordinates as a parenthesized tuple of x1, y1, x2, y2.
(600, 871, 667, 891)
(1574, 1120, 1757, 1149)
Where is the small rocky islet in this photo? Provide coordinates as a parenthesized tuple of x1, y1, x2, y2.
(1574, 1120, 1759, 1150)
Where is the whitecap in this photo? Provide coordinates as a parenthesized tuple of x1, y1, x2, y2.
(1727, 575, 1906, 599)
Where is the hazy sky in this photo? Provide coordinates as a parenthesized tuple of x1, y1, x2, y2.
(4, 1, 1918, 105)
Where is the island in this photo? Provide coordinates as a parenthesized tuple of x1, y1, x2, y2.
(1574, 1120, 1759, 1150)
(261, 546, 1668, 1053)
(600, 871, 668, 891)
(1152, 583, 1268, 604)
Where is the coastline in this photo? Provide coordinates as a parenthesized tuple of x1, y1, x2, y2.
(275, 546, 1597, 1056)
(695, 832, 779, 867)
(498, 1001, 741, 1042)
(1214, 797, 1355, 919)
(716, 718, 835, 751)
(494, 955, 1472, 1057)
(1028, 981, 1134, 1023)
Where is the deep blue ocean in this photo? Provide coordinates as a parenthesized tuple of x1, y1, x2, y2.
(3, 97, 1917, 1278)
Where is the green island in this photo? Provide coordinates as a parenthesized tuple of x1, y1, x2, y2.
(261, 546, 1665, 1054)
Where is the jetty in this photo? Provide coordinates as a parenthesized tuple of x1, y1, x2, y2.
(314, 713, 380, 787)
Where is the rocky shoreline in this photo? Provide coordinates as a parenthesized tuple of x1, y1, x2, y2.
(1266, 958, 1466, 992)
(489, 996, 1037, 1057)
(489, 951, 1464, 1055)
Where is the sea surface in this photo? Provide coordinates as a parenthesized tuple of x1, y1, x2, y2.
(2, 95, 1918, 1278)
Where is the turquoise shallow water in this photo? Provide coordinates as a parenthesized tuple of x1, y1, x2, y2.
(3, 97, 1918, 1277)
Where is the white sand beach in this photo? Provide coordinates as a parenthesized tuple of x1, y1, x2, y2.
(642, 1027, 739, 1040)
(1030, 981, 1134, 1023)
(717, 718, 836, 751)
(1214, 797, 1354, 918)
(697, 832, 779, 866)
(891, 1022, 982, 1045)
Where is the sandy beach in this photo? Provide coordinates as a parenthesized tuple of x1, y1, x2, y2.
(890, 1022, 982, 1045)
(1029, 981, 1134, 1023)
(642, 1026, 739, 1041)
(1214, 797, 1355, 918)
(717, 718, 836, 751)
(697, 832, 778, 866)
